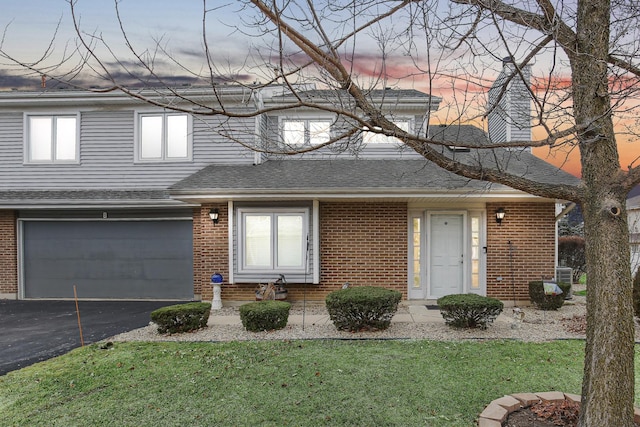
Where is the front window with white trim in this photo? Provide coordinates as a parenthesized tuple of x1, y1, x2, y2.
(137, 112, 191, 161)
(26, 115, 78, 163)
(282, 119, 331, 146)
(470, 216, 481, 290)
(363, 119, 411, 144)
(239, 208, 308, 273)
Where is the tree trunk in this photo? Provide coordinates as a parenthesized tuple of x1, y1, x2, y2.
(580, 197, 634, 426)
(574, 1, 635, 425)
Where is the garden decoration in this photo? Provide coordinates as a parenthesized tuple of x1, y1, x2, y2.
(211, 273, 224, 310)
(255, 274, 288, 300)
(543, 282, 564, 296)
(511, 307, 525, 329)
(543, 280, 563, 322)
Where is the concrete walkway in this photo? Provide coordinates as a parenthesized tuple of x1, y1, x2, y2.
(208, 305, 451, 327)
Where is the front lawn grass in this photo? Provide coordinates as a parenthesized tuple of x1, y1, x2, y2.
(1, 339, 637, 426)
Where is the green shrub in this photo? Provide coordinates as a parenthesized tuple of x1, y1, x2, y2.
(437, 294, 504, 329)
(633, 268, 640, 318)
(558, 236, 586, 283)
(325, 286, 402, 332)
(528, 281, 572, 310)
(151, 302, 211, 334)
(239, 301, 291, 332)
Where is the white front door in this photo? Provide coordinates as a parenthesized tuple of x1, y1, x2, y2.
(429, 213, 464, 298)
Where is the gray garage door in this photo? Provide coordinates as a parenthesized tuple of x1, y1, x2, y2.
(22, 221, 193, 299)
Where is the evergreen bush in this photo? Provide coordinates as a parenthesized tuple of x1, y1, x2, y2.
(437, 294, 504, 329)
(558, 236, 586, 283)
(151, 302, 211, 334)
(633, 268, 640, 318)
(325, 286, 402, 331)
(239, 300, 291, 332)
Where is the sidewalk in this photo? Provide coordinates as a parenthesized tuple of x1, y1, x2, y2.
(208, 305, 463, 327)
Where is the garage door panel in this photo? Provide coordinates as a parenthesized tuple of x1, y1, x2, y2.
(23, 221, 193, 299)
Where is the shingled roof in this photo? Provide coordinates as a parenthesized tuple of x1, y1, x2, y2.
(170, 150, 578, 201)
(0, 189, 191, 208)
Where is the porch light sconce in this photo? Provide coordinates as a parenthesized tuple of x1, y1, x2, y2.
(209, 208, 220, 225)
(495, 208, 506, 225)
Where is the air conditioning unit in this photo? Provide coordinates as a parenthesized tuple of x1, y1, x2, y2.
(555, 267, 573, 284)
(556, 267, 573, 299)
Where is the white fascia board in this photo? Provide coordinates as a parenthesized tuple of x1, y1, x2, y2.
(0, 87, 252, 109)
(1, 201, 199, 209)
(170, 190, 543, 202)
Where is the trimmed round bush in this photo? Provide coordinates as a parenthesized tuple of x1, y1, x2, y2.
(325, 286, 402, 332)
(151, 302, 211, 334)
(437, 294, 504, 329)
(239, 300, 291, 332)
(528, 281, 572, 310)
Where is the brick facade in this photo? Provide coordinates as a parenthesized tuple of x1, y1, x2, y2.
(486, 202, 556, 303)
(2, 202, 557, 303)
(0, 210, 18, 298)
(318, 202, 408, 300)
(195, 204, 229, 302)
(194, 201, 556, 304)
(195, 202, 408, 303)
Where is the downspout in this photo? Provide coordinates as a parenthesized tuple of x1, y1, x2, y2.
(252, 88, 264, 165)
(556, 202, 577, 221)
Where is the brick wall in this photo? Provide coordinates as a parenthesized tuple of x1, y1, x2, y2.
(194, 201, 555, 304)
(196, 202, 408, 302)
(486, 202, 556, 303)
(0, 210, 18, 297)
(317, 202, 408, 300)
(194, 204, 229, 302)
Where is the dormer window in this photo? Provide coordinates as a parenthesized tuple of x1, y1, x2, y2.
(282, 119, 331, 146)
(363, 119, 411, 144)
(429, 124, 477, 152)
(448, 146, 471, 153)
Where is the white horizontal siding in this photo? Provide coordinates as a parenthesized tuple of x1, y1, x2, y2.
(487, 64, 531, 144)
(192, 115, 256, 163)
(0, 113, 23, 164)
(0, 110, 257, 190)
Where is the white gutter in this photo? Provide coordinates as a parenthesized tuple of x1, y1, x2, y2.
(313, 200, 320, 284)
(169, 191, 545, 202)
(0, 86, 258, 110)
(228, 200, 235, 285)
(0, 202, 199, 209)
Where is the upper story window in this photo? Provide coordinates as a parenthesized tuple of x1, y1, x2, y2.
(282, 119, 331, 146)
(26, 115, 78, 163)
(363, 119, 411, 144)
(137, 112, 191, 161)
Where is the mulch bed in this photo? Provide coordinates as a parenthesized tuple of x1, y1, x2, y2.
(503, 400, 579, 426)
(503, 399, 640, 426)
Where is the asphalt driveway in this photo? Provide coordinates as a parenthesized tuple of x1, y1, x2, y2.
(0, 300, 180, 376)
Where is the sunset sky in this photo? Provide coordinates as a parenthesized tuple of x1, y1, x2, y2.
(2, 0, 638, 179)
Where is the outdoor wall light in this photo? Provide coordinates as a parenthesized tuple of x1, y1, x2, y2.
(495, 208, 506, 225)
(209, 208, 220, 225)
